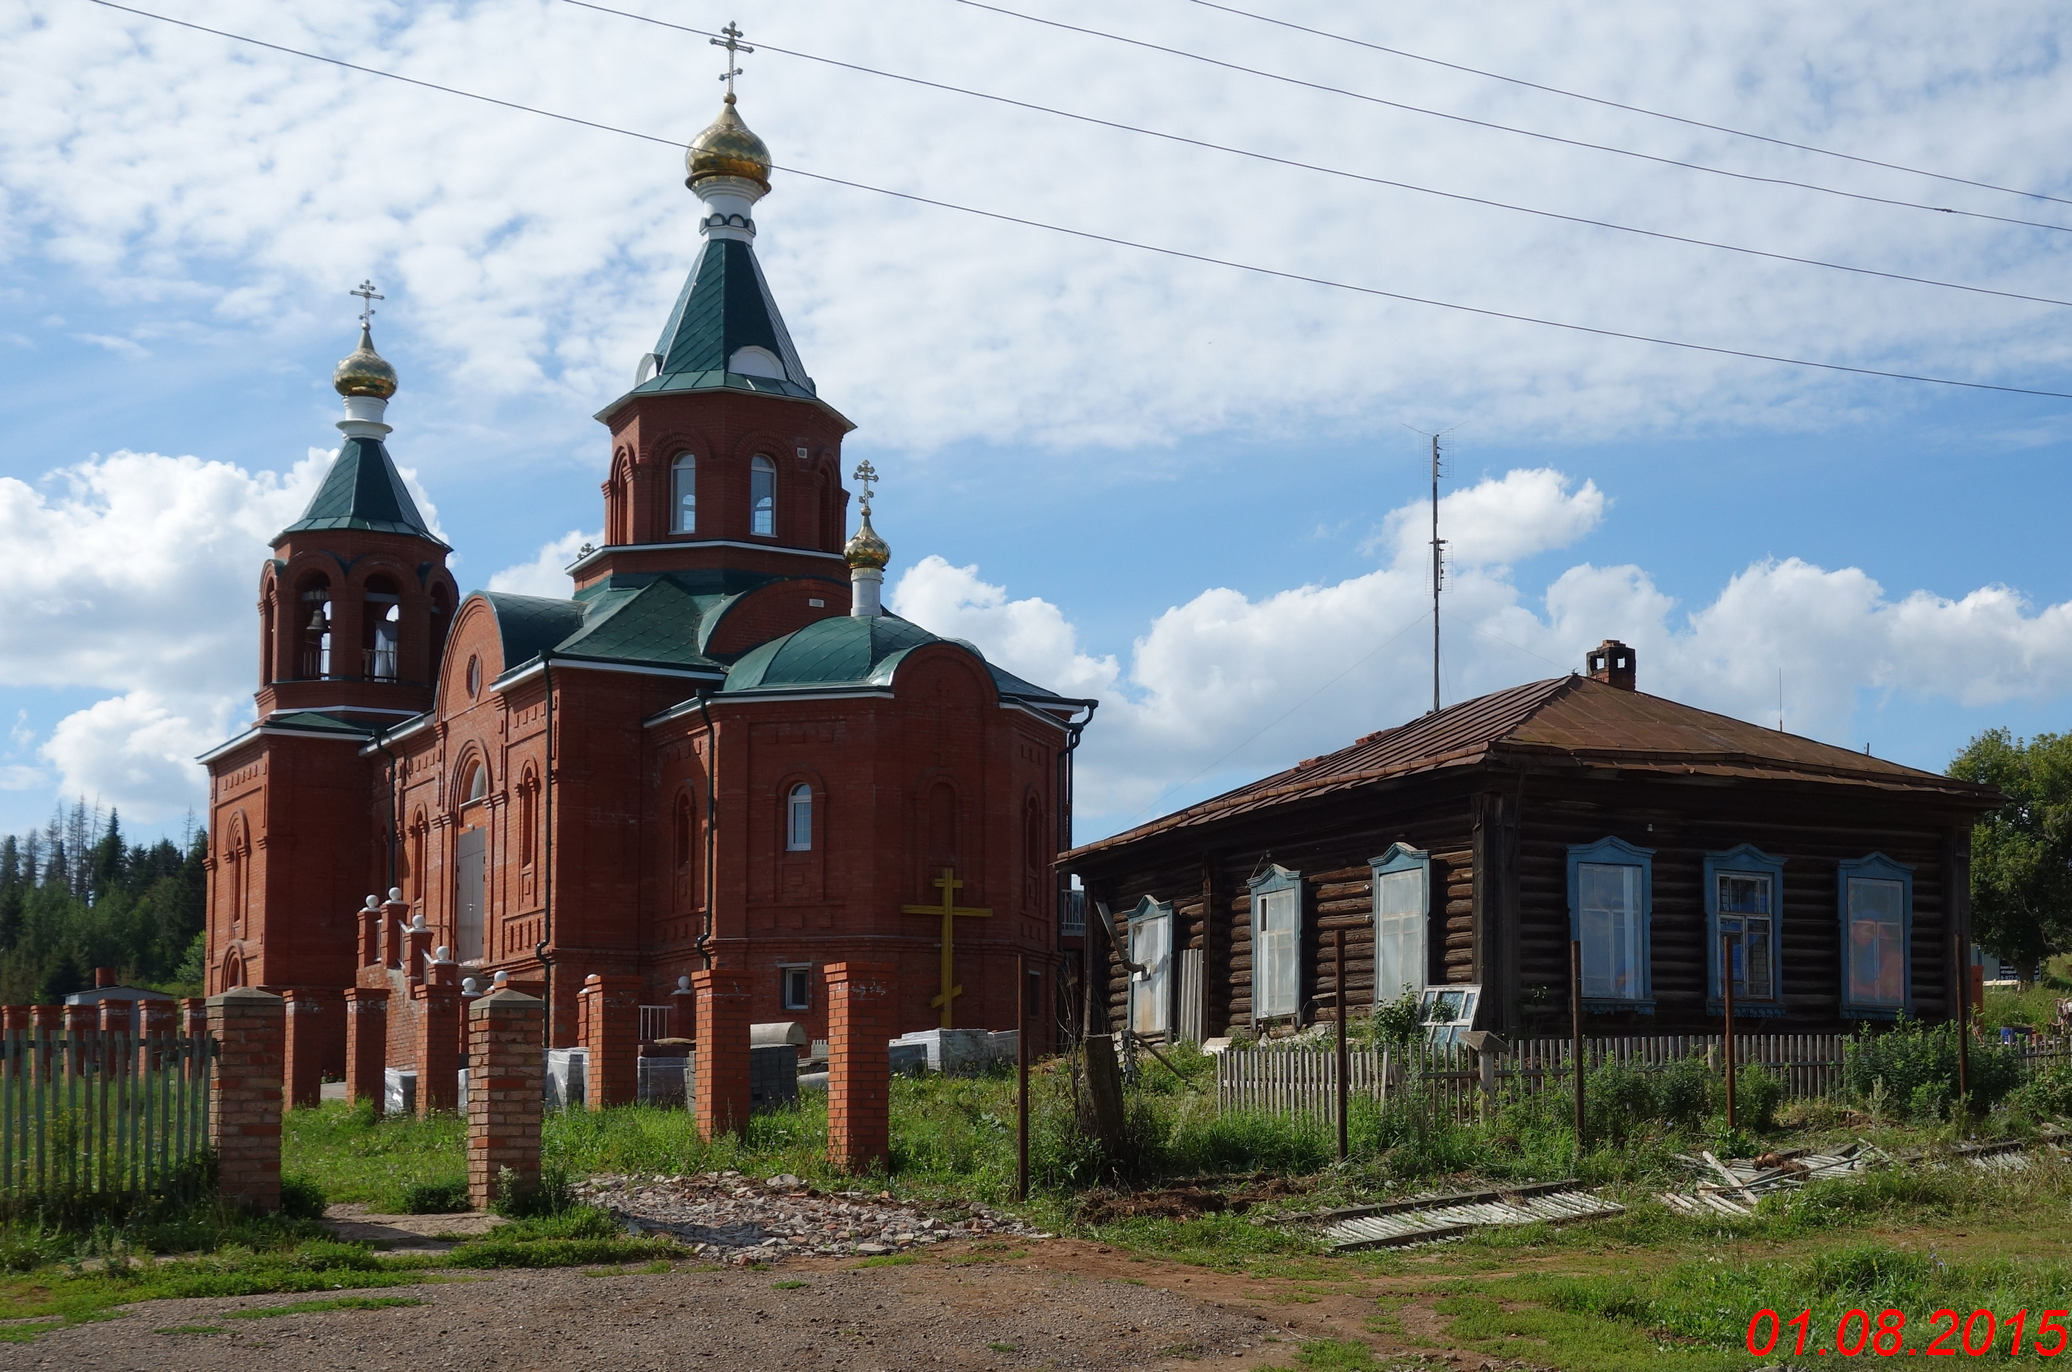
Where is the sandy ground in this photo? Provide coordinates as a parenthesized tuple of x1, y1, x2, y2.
(0, 1241, 1350, 1372)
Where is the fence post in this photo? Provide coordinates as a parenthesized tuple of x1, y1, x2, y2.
(415, 951, 461, 1116)
(669, 975, 697, 1044)
(207, 988, 285, 1212)
(1722, 933, 1737, 1133)
(1569, 940, 1586, 1157)
(344, 986, 390, 1113)
(467, 986, 544, 1211)
(825, 961, 895, 1173)
(691, 968, 751, 1141)
(578, 973, 641, 1109)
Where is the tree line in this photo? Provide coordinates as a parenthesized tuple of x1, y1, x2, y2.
(0, 800, 207, 1004)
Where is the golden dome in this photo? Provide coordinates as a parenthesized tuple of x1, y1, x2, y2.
(845, 504, 890, 571)
(332, 323, 398, 400)
(685, 96, 772, 193)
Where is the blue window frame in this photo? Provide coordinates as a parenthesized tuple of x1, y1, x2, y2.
(1704, 845, 1786, 1016)
(1567, 837, 1654, 1012)
(1368, 844, 1430, 1005)
(1127, 897, 1174, 1039)
(1249, 865, 1303, 1023)
(1839, 853, 1913, 1019)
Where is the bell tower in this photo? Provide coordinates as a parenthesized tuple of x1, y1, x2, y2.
(254, 286, 459, 723)
(574, 33, 855, 592)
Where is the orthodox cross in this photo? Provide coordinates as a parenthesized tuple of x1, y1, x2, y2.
(711, 21, 752, 99)
(350, 279, 383, 327)
(852, 459, 878, 510)
(901, 866, 992, 1028)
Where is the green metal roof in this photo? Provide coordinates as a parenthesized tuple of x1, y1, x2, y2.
(722, 614, 1090, 707)
(481, 594, 589, 673)
(608, 237, 816, 406)
(277, 436, 446, 546)
(267, 710, 374, 737)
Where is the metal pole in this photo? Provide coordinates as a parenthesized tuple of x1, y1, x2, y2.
(1570, 939, 1585, 1158)
(1722, 932, 1737, 1133)
(1954, 924, 1971, 1116)
(1016, 953, 1030, 1201)
(1334, 928, 1349, 1164)
(1430, 435, 1442, 714)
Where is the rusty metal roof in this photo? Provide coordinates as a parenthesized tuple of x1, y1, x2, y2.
(1068, 675, 1999, 859)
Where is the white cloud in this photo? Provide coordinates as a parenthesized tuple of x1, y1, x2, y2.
(38, 689, 232, 822)
(888, 555, 1119, 699)
(0, 766, 42, 792)
(1372, 468, 1606, 568)
(486, 529, 596, 599)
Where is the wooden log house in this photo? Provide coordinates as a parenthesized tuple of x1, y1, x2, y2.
(1065, 641, 2001, 1039)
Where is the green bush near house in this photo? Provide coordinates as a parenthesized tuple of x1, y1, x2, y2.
(1843, 1019, 2024, 1117)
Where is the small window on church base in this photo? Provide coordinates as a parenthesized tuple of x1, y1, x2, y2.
(780, 964, 811, 1012)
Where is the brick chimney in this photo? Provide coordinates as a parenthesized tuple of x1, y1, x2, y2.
(95, 966, 116, 989)
(1586, 639, 1636, 691)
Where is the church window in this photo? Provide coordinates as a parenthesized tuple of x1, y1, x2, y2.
(408, 811, 428, 902)
(296, 576, 332, 679)
(1249, 866, 1302, 1023)
(674, 792, 694, 871)
(751, 455, 776, 536)
(466, 655, 481, 699)
(780, 964, 811, 1011)
(463, 763, 489, 806)
(365, 574, 401, 682)
(671, 453, 696, 533)
(786, 783, 812, 851)
(519, 769, 540, 869)
(1369, 845, 1429, 1005)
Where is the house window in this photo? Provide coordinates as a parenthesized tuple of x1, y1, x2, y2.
(785, 783, 813, 851)
(751, 455, 776, 536)
(1840, 853, 1912, 1018)
(781, 964, 811, 1012)
(1127, 898, 1173, 1039)
(1568, 837, 1653, 1010)
(1704, 845, 1785, 1014)
(1368, 844, 1429, 1004)
(671, 453, 696, 532)
(1249, 866, 1302, 1023)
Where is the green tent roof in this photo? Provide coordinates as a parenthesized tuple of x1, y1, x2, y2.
(723, 613, 1091, 708)
(277, 436, 446, 546)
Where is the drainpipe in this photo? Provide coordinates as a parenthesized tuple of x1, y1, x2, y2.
(535, 650, 556, 1042)
(694, 690, 719, 969)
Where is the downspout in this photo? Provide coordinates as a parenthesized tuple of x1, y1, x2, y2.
(694, 690, 719, 969)
(534, 650, 556, 1041)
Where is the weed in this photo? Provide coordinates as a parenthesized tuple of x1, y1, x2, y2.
(772, 1279, 808, 1289)
(399, 1178, 471, 1215)
(855, 1252, 918, 1267)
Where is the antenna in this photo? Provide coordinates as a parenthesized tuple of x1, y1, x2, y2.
(1778, 668, 1784, 732)
(1402, 422, 1461, 714)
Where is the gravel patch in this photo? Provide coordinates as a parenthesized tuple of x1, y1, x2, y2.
(576, 1171, 1046, 1265)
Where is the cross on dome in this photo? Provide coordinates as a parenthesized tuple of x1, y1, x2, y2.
(852, 459, 879, 511)
(350, 279, 384, 327)
(711, 21, 753, 103)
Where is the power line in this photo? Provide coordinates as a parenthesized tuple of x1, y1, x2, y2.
(1179, 0, 2072, 212)
(556, 0, 2072, 311)
(74, 0, 2072, 402)
(947, 0, 2072, 237)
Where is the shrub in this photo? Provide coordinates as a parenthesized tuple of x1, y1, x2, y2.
(277, 1174, 329, 1221)
(399, 1178, 471, 1214)
(492, 1163, 576, 1219)
(2009, 1064, 2072, 1121)
(1726, 1063, 1783, 1132)
(1843, 1020, 2023, 1115)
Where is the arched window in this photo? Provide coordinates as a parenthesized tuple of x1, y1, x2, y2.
(519, 768, 540, 868)
(463, 762, 488, 807)
(408, 810, 429, 902)
(364, 573, 401, 681)
(675, 791, 695, 871)
(786, 783, 813, 851)
(751, 455, 776, 537)
(296, 575, 332, 679)
(671, 453, 696, 533)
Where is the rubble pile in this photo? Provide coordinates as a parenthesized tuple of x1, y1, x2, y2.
(575, 1170, 1045, 1265)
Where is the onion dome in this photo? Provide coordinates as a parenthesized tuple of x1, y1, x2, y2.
(332, 323, 398, 400)
(685, 95, 772, 193)
(845, 502, 890, 571)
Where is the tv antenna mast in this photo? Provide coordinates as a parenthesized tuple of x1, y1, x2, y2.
(1402, 423, 1462, 714)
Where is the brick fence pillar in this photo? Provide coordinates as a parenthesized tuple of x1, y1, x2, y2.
(691, 969, 751, 1141)
(669, 975, 697, 1043)
(357, 895, 381, 968)
(138, 999, 174, 1081)
(825, 962, 896, 1173)
(181, 997, 206, 1040)
(281, 987, 337, 1109)
(415, 954, 461, 1116)
(578, 973, 641, 1109)
(207, 987, 285, 1212)
(344, 986, 390, 1113)
(467, 987, 544, 1211)
(31, 1006, 60, 1081)
(63, 1004, 94, 1083)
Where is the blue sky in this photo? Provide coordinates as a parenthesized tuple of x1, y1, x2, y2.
(3, 0, 2071, 845)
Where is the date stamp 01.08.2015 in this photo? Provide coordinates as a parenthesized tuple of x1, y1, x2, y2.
(1748, 1308, 2072, 1359)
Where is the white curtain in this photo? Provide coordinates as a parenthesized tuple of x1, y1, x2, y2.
(1374, 867, 1426, 1003)
(1255, 887, 1299, 1019)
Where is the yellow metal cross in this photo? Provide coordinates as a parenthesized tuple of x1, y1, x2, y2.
(901, 866, 992, 1028)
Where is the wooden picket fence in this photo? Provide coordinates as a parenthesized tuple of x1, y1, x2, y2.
(0, 1019, 214, 1204)
(1214, 1032, 2072, 1121)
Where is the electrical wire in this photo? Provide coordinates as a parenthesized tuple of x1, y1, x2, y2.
(73, 0, 2072, 403)
(947, 0, 2072, 237)
(556, 0, 2072, 312)
(1179, 0, 2072, 212)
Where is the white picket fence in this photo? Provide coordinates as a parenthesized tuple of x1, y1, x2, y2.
(1213, 1032, 2072, 1121)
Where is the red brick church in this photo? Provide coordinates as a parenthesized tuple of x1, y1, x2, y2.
(199, 87, 1096, 1076)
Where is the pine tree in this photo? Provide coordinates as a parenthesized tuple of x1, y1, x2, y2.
(0, 835, 17, 891)
(19, 832, 38, 889)
(43, 839, 67, 894)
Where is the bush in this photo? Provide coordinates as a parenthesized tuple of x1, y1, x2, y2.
(1727, 1063, 1784, 1132)
(492, 1163, 576, 1220)
(400, 1178, 471, 1214)
(278, 1174, 329, 1221)
(2008, 1064, 2072, 1121)
(1843, 1020, 2024, 1116)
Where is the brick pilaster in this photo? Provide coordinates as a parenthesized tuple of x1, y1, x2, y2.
(207, 987, 285, 1212)
(380, 893, 410, 968)
(403, 916, 433, 985)
(357, 895, 381, 968)
(467, 987, 544, 1210)
(414, 959, 461, 1115)
(344, 986, 390, 1113)
(281, 987, 337, 1109)
(578, 973, 641, 1109)
(691, 968, 751, 1141)
(825, 962, 896, 1172)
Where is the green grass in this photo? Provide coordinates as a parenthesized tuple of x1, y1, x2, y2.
(771, 1278, 807, 1289)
